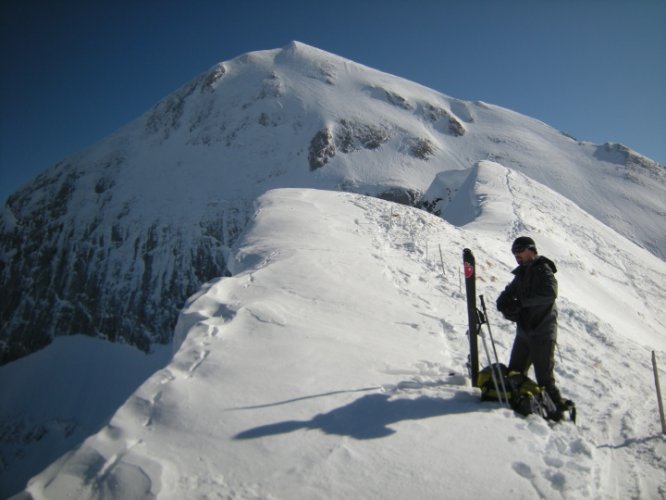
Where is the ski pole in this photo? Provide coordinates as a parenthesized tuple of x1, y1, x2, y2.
(479, 296, 500, 362)
(652, 351, 666, 435)
(480, 295, 510, 405)
(477, 319, 508, 407)
(438, 244, 445, 278)
(477, 309, 509, 406)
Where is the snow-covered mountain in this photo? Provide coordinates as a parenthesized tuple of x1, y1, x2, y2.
(1, 42, 666, 498)
(1, 41, 664, 365)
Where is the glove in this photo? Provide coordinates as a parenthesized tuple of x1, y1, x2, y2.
(497, 293, 521, 322)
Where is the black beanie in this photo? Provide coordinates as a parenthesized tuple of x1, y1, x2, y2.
(512, 236, 537, 253)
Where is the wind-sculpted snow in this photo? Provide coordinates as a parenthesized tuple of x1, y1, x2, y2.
(1, 40, 664, 366)
(16, 187, 666, 499)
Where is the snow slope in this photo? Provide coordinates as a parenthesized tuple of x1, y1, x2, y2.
(14, 162, 666, 499)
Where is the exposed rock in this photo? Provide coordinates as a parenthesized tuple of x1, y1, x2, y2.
(145, 80, 199, 140)
(335, 120, 390, 152)
(203, 64, 226, 91)
(406, 137, 435, 160)
(418, 103, 465, 136)
(363, 85, 412, 110)
(308, 128, 336, 170)
(384, 90, 411, 110)
(258, 72, 283, 99)
(376, 187, 422, 207)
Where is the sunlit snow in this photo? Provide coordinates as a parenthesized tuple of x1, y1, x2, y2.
(1, 42, 665, 499)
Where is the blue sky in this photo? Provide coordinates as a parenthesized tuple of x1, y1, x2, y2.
(1, 0, 664, 203)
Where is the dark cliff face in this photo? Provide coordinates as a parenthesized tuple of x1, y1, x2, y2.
(0, 160, 250, 364)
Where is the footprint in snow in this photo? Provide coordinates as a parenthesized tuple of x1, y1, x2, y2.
(512, 462, 534, 479)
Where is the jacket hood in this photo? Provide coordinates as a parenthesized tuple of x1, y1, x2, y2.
(537, 256, 557, 273)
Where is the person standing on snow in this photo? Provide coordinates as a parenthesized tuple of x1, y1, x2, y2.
(496, 236, 568, 415)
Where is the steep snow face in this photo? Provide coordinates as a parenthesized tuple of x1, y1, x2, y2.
(18, 184, 666, 499)
(1, 41, 664, 363)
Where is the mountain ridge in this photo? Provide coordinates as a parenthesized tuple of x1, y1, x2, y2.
(10, 179, 665, 498)
(1, 41, 664, 363)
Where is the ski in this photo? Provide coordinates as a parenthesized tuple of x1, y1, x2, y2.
(463, 248, 479, 386)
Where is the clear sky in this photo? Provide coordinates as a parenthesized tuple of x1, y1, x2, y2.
(1, 0, 664, 203)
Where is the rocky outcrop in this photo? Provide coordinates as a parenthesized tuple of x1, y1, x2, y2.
(335, 120, 390, 152)
(417, 103, 465, 136)
(308, 128, 336, 170)
(308, 119, 437, 169)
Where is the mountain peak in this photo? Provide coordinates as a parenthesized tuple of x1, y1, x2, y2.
(281, 39, 327, 54)
(278, 40, 352, 63)
(1, 43, 664, 364)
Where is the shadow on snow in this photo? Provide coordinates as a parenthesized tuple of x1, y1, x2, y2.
(234, 390, 488, 440)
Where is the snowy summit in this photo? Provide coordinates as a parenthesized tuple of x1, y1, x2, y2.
(1, 42, 665, 498)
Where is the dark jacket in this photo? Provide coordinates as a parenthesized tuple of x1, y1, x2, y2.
(497, 256, 558, 339)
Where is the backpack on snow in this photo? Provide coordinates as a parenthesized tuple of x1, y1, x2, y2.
(477, 363, 575, 422)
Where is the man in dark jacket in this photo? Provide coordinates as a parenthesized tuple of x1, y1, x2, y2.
(496, 236, 565, 411)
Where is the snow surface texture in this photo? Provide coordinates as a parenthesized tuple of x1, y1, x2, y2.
(1, 41, 665, 364)
(8, 166, 666, 498)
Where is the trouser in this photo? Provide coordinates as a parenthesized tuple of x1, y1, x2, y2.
(508, 334, 562, 404)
